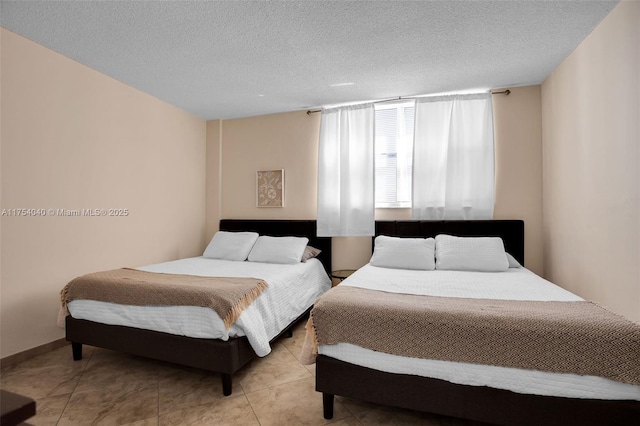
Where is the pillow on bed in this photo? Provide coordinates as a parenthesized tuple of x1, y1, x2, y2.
(506, 253, 522, 268)
(248, 236, 309, 264)
(370, 235, 436, 270)
(202, 231, 259, 261)
(435, 234, 509, 272)
(301, 246, 322, 262)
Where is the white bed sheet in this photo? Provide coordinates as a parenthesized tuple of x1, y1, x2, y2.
(318, 264, 640, 401)
(68, 257, 331, 357)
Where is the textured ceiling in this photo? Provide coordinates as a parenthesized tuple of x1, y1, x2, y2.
(1, 1, 618, 120)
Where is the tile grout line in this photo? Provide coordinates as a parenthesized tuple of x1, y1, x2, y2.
(56, 345, 94, 425)
(241, 388, 263, 426)
(240, 337, 314, 426)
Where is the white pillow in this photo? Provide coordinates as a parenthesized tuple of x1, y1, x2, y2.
(370, 235, 436, 271)
(248, 236, 309, 264)
(435, 234, 509, 272)
(506, 253, 522, 268)
(202, 231, 259, 261)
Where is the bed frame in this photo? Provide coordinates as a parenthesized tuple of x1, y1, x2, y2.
(317, 220, 640, 426)
(66, 219, 331, 396)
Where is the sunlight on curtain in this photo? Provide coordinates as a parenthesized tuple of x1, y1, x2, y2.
(412, 94, 494, 220)
(317, 104, 375, 236)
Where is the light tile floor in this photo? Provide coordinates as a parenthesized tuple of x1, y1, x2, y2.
(1, 321, 492, 425)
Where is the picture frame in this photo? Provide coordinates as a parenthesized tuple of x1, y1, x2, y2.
(256, 169, 284, 207)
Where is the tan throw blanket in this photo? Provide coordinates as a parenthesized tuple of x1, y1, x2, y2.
(301, 286, 640, 386)
(60, 268, 268, 329)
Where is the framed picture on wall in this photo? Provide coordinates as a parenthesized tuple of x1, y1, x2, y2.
(256, 169, 284, 207)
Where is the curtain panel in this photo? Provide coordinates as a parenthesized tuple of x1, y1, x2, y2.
(412, 93, 495, 220)
(317, 104, 375, 236)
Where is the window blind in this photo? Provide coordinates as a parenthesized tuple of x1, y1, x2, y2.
(374, 102, 414, 208)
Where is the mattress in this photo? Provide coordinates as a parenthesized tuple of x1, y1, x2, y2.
(318, 264, 640, 401)
(68, 257, 331, 356)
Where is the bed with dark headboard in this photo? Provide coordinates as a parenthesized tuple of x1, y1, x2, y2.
(65, 219, 331, 396)
(315, 220, 640, 426)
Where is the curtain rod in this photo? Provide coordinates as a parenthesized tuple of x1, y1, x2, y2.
(306, 89, 511, 115)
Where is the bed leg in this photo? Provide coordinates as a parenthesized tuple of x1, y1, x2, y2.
(322, 393, 334, 419)
(71, 342, 82, 361)
(221, 374, 232, 396)
(285, 328, 293, 338)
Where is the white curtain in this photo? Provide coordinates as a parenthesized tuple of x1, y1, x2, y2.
(317, 104, 375, 236)
(412, 93, 495, 220)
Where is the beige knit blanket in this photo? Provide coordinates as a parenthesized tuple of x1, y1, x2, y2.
(301, 286, 640, 386)
(60, 268, 268, 329)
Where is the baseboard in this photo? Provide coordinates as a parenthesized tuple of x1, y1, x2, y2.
(1, 338, 68, 368)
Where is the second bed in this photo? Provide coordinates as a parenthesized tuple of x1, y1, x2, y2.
(303, 220, 640, 426)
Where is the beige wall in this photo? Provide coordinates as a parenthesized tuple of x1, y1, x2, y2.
(0, 29, 207, 358)
(205, 120, 222, 241)
(207, 86, 544, 274)
(220, 111, 321, 221)
(541, 1, 639, 322)
(493, 86, 544, 274)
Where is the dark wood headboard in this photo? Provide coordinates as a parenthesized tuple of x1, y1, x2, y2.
(375, 220, 525, 266)
(219, 219, 332, 273)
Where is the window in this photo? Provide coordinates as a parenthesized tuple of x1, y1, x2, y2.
(374, 101, 414, 208)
